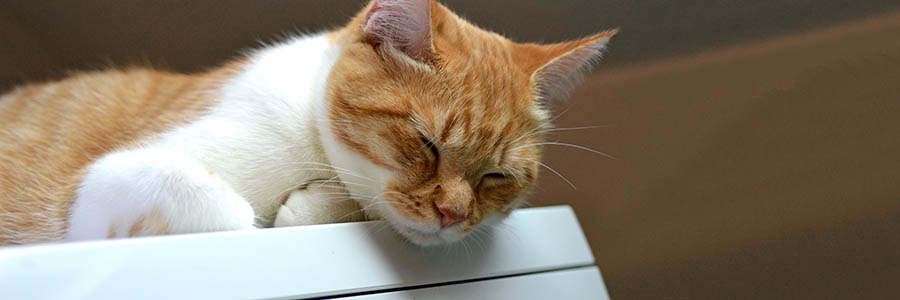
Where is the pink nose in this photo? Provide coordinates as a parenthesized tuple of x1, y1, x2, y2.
(436, 203, 466, 228)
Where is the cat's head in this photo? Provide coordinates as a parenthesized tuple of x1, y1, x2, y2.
(318, 0, 614, 245)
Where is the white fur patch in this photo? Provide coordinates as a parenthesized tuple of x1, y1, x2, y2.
(69, 148, 256, 240)
(69, 33, 347, 239)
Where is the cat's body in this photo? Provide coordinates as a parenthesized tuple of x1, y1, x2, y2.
(0, 0, 614, 246)
(1, 34, 348, 244)
(0, 68, 234, 243)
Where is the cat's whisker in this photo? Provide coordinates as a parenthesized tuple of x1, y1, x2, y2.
(372, 221, 394, 235)
(520, 157, 576, 190)
(507, 106, 570, 146)
(362, 219, 379, 229)
(500, 165, 524, 185)
(279, 166, 376, 185)
(331, 192, 411, 223)
(361, 216, 396, 236)
(289, 162, 378, 183)
(325, 193, 397, 205)
(315, 179, 372, 189)
(547, 105, 573, 124)
(272, 177, 369, 206)
(312, 176, 346, 188)
(511, 125, 613, 145)
(476, 228, 490, 250)
(292, 162, 371, 181)
(469, 228, 487, 252)
(496, 159, 528, 186)
(508, 124, 550, 148)
(333, 203, 375, 223)
(512, 142, 616, 160)
(370, 192, 412, 207)
(273, 182, 310, 203)
(463, 238, 473, 261)
(441, 241, 451, 256)
(375, 190, 410, 198)
(485, 222, 522, 244)
(307, 192, 358, 197)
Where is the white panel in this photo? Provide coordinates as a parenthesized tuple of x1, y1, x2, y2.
(342, 267, 610, 300)
(0, 206, 596, 300)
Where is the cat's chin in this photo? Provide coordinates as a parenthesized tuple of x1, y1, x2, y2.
(394, 225, 466, 246)
(380, 209, 513, 246)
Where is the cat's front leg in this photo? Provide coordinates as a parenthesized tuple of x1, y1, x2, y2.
(67, 148, 257, 241)
(273, 180, 365, 227)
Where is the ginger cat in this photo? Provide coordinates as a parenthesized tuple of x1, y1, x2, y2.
(0, 0, 615, 246)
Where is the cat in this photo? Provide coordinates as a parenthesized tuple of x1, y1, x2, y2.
(0, 0, 615, 246)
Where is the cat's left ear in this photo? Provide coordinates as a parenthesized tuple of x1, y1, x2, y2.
(362, 0, 436, 63)
(516, 29, 618, 104)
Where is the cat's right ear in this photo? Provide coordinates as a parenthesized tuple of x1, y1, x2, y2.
(515, 29, 618, 105)
(362, 0, 436, 63)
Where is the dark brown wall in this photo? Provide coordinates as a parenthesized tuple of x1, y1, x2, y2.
(4, 0, 900, 91)
(2, 1, 899, 298)
(543, 14, 900, 298)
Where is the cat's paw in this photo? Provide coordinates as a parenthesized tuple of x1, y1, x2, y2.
(273, 181, 365, 227)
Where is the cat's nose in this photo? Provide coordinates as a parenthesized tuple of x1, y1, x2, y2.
(436, 202, 466, 229)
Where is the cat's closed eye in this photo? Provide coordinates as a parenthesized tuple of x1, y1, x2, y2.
(420, 137, 439, 160)
(482, 173, 507, 179)
(480, 172, 509, 185)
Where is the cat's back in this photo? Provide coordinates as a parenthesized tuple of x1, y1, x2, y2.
(0, 68, 226, 244)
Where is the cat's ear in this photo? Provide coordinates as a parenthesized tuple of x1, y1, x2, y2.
(517, 29, 618, 104)
(363, 0, 435, 62)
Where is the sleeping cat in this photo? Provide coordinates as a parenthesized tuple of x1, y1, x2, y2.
(0, 0, 615, 246)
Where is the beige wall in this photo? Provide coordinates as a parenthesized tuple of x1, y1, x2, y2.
(2, 1, 899, 298)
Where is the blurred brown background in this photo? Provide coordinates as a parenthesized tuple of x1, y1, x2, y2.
(2, 1, 899, 298)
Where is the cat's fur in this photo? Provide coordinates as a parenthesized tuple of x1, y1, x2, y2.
(0, 0, 614, 246)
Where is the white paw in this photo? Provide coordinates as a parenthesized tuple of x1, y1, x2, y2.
(273, 181, 365, 227)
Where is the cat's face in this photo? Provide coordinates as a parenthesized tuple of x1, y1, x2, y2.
(323, 42, 544, 245)
(318, 0, 613, 245)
